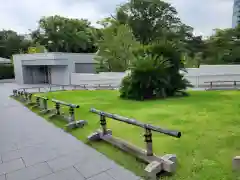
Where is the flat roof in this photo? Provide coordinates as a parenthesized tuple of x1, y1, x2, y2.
(13, 52, 97, 64)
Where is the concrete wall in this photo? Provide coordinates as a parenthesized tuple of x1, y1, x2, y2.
(75, 63, 95, 73)
(22, 66, 32, 84)
(51, 66, 69, 85)
(70, 65, 240, 87)
(13, 55, 24, 84)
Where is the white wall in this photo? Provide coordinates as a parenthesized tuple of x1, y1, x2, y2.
(70, 65, 240, 87)
(51, 66, 69, 85)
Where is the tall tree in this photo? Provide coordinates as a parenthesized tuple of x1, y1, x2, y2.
(115, 0, 193, 45)
(203, 26, 240, 64)
(0, 30, 32, 59)
(96, 24, 140, 72)
(31, 15, 98, 53)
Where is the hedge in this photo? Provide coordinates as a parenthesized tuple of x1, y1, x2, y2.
(0, 64, 15, 79)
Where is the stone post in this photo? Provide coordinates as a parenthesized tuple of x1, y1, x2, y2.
(100, 114, 107, 135)
(17, 91, 21, 97)
(43, 99, 48, 111)
(68, 107, 75, 123)
(20, 91, 25, 102)
(55, 103, 60, 115)
(28, 93, 32, 104)
(144, 128, 153, 156)
(24, 92, 28, 101)
(36, 97, 40, 107)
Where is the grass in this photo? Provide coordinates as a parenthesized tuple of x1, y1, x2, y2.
(22, 90, 240, 180)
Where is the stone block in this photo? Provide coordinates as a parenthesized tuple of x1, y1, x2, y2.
(66, 120, 87, 130)
(88, 132, 101, 141)
(233, 156, 240, 170)
(162, 154, 177, 163)
(88, 129, 112, 141)
(39, 109, 50, 115)
(144, 161, 162, 180)
(160, 154, 177, 173)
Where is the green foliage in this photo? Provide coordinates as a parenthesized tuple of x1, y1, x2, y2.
(120, 54, 170, 100)
(182, 52, 202, 68)
(28, 43, 47, 53)
(0, 64, 14, 79)
(116, 0, 193, 45)
(0, 30, 32, 59)
(31, 15, 98, 53)
(95, 24, 140, 72)
(120, 41, 191, 100)
(203, 26, 240, 64)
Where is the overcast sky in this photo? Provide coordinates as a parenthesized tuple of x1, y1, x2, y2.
(0, 0, 234, 36)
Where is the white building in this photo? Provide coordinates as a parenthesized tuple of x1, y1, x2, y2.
(13, 53, 96, 85)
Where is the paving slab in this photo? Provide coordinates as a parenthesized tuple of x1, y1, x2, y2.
(6, 162, 52, 180)
(0, 159, 25, 176)
(87, 172, 114, 180)
(106, 164, 141, 180)
(74, 154, 116, 178)
(0, 83, 140, 180)
(0, 175, 5, 180)
(37, 167, 85, 180)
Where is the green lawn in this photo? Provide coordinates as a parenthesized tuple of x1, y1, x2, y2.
(31, 90, 240, 180)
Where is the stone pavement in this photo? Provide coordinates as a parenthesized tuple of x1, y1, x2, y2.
(0, 83, 140, 180)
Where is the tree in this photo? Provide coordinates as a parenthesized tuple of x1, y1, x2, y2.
(95, 24, 140, 72)
(115, 0, 193, 45)
(0, 30, 32, 59)
(203, 26, 240, 64)
(31, 15, 98, 53)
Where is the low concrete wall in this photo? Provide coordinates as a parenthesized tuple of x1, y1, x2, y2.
(70, 65, 240, 87)
(0, 79, 15, 83)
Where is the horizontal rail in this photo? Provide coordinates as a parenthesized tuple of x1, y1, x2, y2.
(204, 80, 240, 83)
(34, 95, 48, 100)
(90, 108, 181, 138)
(52, 99, 79, 108)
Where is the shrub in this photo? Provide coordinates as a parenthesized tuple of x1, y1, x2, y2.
(120, 41, 191, 100)
(0, 64, 14, 79)
(120, 54, 171, 100)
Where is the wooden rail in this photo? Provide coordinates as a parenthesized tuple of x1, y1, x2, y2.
(90, 108, 181, 138)
(88, 108, 182, 177)
(50, 99, 86, 130)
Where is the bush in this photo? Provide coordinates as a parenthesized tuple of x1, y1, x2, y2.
(120, 41, 191, 100)
(0, 64, 14, 79)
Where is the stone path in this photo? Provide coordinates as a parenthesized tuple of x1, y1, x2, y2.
(0, 83, 140, 180)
